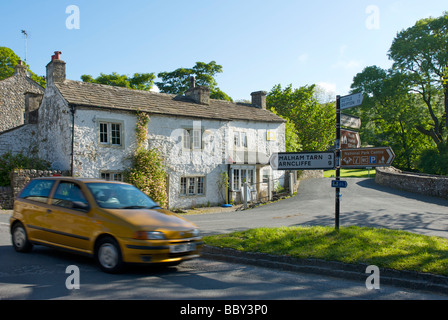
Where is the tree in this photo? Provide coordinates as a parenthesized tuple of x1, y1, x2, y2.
(350, 66, 433, 170)
(388, 12, 448, 152)
(267, 84, 335, 152)
(0, 46, 46, 87)
(81, 72, 155, 91)
(156, 61, 232, 101)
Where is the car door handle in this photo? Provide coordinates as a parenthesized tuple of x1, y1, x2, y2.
(47, 209, 52, 214)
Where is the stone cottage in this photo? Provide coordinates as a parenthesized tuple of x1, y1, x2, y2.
(0, 52, 286, 209)
(0, 61, 44, 132)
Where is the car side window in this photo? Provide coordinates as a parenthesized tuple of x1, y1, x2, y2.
(52, 182, 89, 211)
(19, 180, 55, 204)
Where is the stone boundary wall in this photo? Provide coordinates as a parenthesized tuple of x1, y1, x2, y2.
(0, 169, 70, 209)
(376, 167, 448, 199)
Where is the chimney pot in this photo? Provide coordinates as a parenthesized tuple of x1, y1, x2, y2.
(52, 51, 62, 60)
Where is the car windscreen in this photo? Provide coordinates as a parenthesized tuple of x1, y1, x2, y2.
(86, 183, 160, 209)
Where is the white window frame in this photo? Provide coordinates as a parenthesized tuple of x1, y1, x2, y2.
(100, 171, 123, 181)
(98, 120, 124, 148)
(231, 165, 256, 191)
(180, 176, 205, 196)
(182, 128, 203, 151)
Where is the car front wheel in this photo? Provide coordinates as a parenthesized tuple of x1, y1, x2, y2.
(11, 222, 33, 253)
(95, 236, 124, 273)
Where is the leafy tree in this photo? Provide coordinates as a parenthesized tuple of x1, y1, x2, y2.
(0, 46, 46, 87)
(350, 66, 433, 170)
(156, 61, 232, 101)
(388, 12, 448, 152)
(267, 84, 335, 152)
(81, 72, 155, 91)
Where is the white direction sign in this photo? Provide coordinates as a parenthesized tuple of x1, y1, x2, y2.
(270, 151, 335, 170)
(340, 93, 363, 110)
(341, 113, 361, 129)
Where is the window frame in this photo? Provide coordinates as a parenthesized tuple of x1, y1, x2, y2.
(100, 171, 123, 181)
(98, 119, 124, 148)
(179, 176, 206, 196)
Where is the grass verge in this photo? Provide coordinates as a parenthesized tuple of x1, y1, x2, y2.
(324, 169, 376, 178)
(203, 226, 448, 276)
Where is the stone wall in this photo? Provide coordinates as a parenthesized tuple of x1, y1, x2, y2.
(0, 63, 44, 132)
(0, 169, 70, 209)
(375, 167, 448, 199)
(0, 186, 13, 209)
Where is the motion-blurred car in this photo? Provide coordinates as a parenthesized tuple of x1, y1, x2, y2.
(10, 177, 202, 273)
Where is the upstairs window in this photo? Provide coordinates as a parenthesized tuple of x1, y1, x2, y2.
(98, 120, 123, 147)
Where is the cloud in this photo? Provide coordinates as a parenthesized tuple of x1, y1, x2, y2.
(332, 59, 363, 70)
(316, 82, 337, 103)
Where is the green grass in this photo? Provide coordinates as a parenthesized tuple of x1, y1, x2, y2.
(324, 168, 376, 178)
(204, 226, 448, 276)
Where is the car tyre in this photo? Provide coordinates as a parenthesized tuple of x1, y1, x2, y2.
(11, 222, 33, 253)
(95, 236, 124, 273)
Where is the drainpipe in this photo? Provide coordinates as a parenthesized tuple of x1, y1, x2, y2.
(70, 104, 75, 176)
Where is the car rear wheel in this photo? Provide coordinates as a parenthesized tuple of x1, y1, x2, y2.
(96, 236, 124, 273)
(11, 223, 33, 253)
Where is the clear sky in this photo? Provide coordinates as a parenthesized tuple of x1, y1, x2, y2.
(1, 0, 447, 101)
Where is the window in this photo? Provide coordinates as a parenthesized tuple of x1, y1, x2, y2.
(241, 132, 248, 148)
(263, 168, 271, 183)
(19, 179, 55, 203)
(52, 182, 89, 211)
(99, 121, 123, 147)
(231, 166, 256, 191)
(180, 176, 205, 196)
(101, 172, 123, 181)
(183, 129, 202, 150)
(234, 131, 248, 148)
(234, 132, 240, 147)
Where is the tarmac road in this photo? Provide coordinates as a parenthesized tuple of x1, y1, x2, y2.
(187, 178, 448, 237)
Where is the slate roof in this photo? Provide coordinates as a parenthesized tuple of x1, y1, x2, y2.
(55, 80, 285, 123)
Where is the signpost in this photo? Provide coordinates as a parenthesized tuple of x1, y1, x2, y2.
(341, 129, 361, 149)
(269, 151, 335, 171)
(331, 180, 347, 188)
(341, 147, 395, 168)
(341, 113, 361, 129)
(340, 92, 363, 110)
(335, 93, 363, 230)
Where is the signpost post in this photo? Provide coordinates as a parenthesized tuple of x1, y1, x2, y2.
(335, 93, 363, 230)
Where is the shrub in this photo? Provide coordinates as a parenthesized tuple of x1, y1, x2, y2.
(0, 152, 51, 186)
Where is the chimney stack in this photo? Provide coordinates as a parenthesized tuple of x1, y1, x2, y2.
(185, 77, 210, 105)
(14, 60, 27, 77)
(46, 51, 66, 84)
(251, 91, 267, 109)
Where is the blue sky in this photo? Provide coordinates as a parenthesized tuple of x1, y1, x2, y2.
(1, 0, 447, 101)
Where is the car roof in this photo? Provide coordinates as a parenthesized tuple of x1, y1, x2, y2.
(32, 176, 128, 184)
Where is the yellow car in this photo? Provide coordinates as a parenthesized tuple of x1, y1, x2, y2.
(10, 177, 202, 273)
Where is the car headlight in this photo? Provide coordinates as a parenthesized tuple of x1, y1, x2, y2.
(192, 228, 200, 237)
(134, 231, 166, 240)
